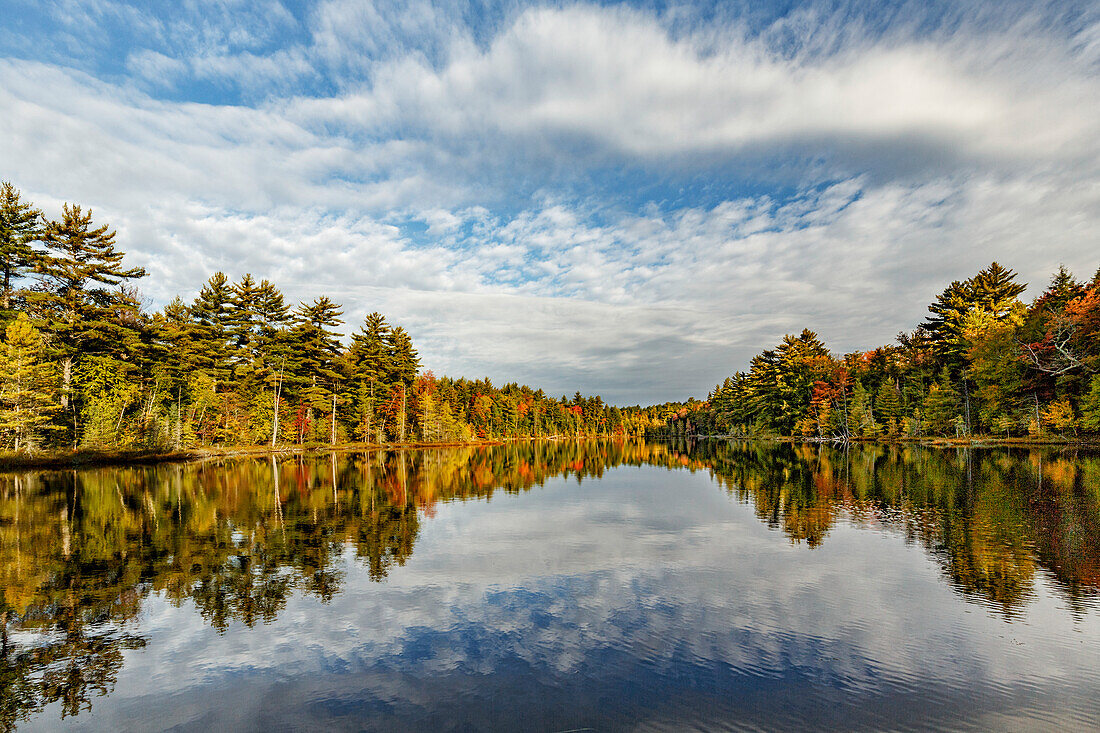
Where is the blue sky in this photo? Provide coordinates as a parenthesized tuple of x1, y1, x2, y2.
(1, 0, 1098, 403)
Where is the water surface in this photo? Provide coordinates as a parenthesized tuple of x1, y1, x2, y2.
(2, 440, 1099, 731)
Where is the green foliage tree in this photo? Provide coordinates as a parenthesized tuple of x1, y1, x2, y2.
(923, 372, 961, 436)
(1081, 375, 1100, 432)
(0, 182, 42, 311)
(29, 204, 146, 415)
(290, 297, 344, 443)
(875, 381, 902, 436)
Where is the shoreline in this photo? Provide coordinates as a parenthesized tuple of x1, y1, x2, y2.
(0, 435, 635, 472)
(5, 433, 1096, 472)
(673, 434, 1100, 449)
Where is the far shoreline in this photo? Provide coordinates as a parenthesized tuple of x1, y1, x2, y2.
(673, 434, 1100, 449)
(3, 433, 1099, 473)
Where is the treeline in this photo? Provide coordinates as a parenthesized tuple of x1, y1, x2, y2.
(0, 183, 654, 452)
(665, 261, 1100, 440)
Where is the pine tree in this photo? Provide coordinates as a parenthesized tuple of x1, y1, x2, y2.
(849, 381, 879, 437)
(343, 313, 391, 443)
(0, 182, 42, 310)
(190, 272, 235, 382)
(290, 297, 344, 442)
(30, 204, 146, 410)
(924, 371, 961, 435)
(924, 262, 1026, 369)
(386, 326, 420, 387)
(970, 262, 1027, 318)
(875, 381, 902, 435)
(252, 278, 292, 404)
(0, 315, 57, 450)
(228, 273, 260, 372)
(1034, 265, 1085, 314)
(345, 312, 389, 388)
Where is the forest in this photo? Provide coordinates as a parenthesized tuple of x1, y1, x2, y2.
(0, 183, 658, 453)
(664, 261, 1100, 440)
(4, 179, 1099, 452)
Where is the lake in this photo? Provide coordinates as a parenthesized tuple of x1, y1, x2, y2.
(2, 440, 1099, 731)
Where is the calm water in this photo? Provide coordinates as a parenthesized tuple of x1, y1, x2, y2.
(2, 440, 1099, 731)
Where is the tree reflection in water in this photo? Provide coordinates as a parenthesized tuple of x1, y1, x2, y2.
(1, 439, 1098, 728)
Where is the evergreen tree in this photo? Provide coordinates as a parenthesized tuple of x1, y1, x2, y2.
(252, 278, 292, 398)
(0, 182, 42, 310)
(1034, 265, 1085, 314)
(386, 326, 420, 387)
(345, 312, 389, 388)
(924, 262, 1026, 369)
(849, 381, 879, 437)
(924, 371, 961, 435)
(190, 272, 235, 382)
(970, 262, 1027, 318)
(875, 381, 902, 435)
(290, 297, 344, 442)
(29, 204, 146, 409)
(228, 273, 261, 373)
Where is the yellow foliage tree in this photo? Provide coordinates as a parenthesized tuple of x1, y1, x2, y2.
(0, 315, 58, 451)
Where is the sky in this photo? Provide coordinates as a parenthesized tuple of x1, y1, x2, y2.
(1, 0, 1098, 405)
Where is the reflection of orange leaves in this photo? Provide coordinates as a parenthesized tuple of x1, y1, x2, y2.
(784, 504, 835, 548)
(473, 465, 494, 487)
(679, 455, 690, 466)
(1074, 558, 1100, 587)
(571, 460, 584, 471)
(1042, 459, 1076, 488)
(518, 461, 532, 479)
(814, 472, 838, 497)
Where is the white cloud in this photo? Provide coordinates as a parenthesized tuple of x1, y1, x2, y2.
(289, 4, 1100, 166)
(1, 3, 1098, 402)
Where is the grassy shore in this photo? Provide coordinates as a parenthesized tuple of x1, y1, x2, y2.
(0, 441, 490, 471)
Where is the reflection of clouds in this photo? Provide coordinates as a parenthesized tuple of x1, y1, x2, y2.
(32, 466, 1100, 731)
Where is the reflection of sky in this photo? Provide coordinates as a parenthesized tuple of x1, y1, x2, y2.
(29, 466, 1100, 731)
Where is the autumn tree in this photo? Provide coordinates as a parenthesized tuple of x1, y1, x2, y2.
(0, 315, 56, 450)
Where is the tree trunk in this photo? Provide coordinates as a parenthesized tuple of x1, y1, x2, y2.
(61, 356, 72, 408)
(400, 386, 407, 443)
(962, 378, 972, 436)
